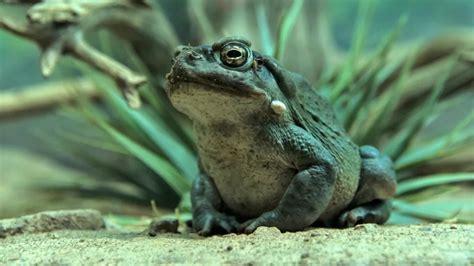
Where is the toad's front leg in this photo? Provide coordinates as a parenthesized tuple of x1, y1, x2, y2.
(243, 127, 336, 233)
(192, 172, 240, 236)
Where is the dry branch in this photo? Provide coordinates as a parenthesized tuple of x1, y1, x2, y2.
(0, 79, 100, 121)
(0, 0, 172, 108)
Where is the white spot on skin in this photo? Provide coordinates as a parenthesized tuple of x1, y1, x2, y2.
(271, 100, 287, 115)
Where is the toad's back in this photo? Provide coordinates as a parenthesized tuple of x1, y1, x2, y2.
(290, 77, 361, 220)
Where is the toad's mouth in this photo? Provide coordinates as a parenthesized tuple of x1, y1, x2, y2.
(165, 62, 266, 99)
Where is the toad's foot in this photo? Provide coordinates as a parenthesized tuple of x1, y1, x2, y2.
(336, 200, 391, 227)
(193, 211, 240, 236)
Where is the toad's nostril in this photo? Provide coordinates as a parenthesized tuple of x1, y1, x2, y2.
(174, 45, 187, 57)
(188, 51, 202, 60)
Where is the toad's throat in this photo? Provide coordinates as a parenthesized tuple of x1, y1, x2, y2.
(167, 80, 266, 100)
(167, 81, 270, 125)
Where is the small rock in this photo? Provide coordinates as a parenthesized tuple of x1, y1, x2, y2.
(450, 225, 457, 229)
(225, 246, 233, 251)
(354, 223, 378, 232)
(8, 257, 20, 261)
(252, 226, 281, 236)
(148, 219, 179, 236)
(0, 209, 105, 238)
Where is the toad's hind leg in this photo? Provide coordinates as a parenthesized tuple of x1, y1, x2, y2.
(336, 145, 397, 227)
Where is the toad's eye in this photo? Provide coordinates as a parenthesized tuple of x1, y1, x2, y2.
(220, 44, 249, 67)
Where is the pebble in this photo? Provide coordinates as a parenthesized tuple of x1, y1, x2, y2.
(148, 219, 179, 236)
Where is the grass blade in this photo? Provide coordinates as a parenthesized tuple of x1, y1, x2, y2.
(396, 135, 474, 171)
(77, 97, 192, 195)
(77, 66, 198, 180)
(395, 112, 474, 170)
(384, 55, 457, 159)
(56, 129, 130, 155)
(273, 0, 305, 60)
(255, 2, 274, 55)
(343, 15, 407, 130)
(178, 192, 192, 212)
(392, 199, 463, 222)
(329, 0, 375, 101)
(103, 88, 198, 180)
(396, 173, 474, 195)
(188, 0, 217, 42)
(396, 185, 461, 203)
(355, 47, 418, 145)
(358, 14, 408, 74)
(97, 120, 192, 195)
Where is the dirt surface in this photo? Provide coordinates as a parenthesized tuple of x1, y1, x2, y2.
(1, 224, 473, 265)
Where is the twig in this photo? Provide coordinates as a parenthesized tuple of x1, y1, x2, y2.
(68, 32, 146, 108)
(0, 79, 101, 121)
(0, 0, 151, 108)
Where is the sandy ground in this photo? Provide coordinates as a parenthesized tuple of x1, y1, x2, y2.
(1, 224, 473, 265)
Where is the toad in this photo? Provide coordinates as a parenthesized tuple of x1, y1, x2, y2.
(166, 36, 396, 235)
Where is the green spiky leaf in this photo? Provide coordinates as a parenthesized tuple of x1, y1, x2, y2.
(330, 0, 375, 101)
(396, 173, 474, 195)
(273, 0, 305, 60)
(384, 55, 458, 159)
(392, 200, 463, 222)
(97, 120, 192, 195)
(255, 2, 274, 56)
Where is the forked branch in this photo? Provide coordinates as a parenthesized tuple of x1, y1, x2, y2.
(0, 0, 157, 108)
